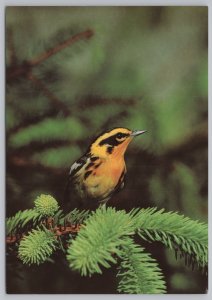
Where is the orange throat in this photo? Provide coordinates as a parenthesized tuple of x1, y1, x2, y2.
(112, 137, 132, 158)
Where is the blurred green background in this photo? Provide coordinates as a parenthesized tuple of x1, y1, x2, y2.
(6, 6, 208, 294)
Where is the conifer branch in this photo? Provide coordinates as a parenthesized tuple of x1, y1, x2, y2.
(7, 29, 94, 82)
(28, 29, 93, 67)
(117, 237, 166, 294)
(9, 155, 63, 174)
(6, 198, 89, 245)
(6, 195, 208, 294)
(6, 209, 41, 236)
(66, 206, 134, 276)
(132, 208, 208, 268)
(18, 228, 57, 265)
(6, 224, 82, 245)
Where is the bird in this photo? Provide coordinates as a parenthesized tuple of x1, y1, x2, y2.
(64, 127, 146, 210)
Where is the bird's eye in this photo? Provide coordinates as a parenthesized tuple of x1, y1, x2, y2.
(117, 133, 123, 139)
(116, 133, 128, 141)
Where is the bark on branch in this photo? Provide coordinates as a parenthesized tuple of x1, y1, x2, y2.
(6, 224, 81, 245)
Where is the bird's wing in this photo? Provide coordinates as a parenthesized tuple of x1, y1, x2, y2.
(62, 154, 89, 211)
(69, 154, 89, 179)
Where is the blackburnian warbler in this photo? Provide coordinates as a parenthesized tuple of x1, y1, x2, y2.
(64, 127, 146, 210)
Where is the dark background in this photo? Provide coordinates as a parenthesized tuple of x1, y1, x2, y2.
(6, 6, 208, 293)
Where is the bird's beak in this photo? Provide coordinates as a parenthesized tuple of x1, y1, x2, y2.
(131, 130, 147, 137)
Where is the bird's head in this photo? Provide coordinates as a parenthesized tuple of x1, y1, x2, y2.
(90, 127, 146, 158)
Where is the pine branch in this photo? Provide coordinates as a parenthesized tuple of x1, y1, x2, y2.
(62, 208, 90, 225)
(66, 206, 208, 277)
(6, 209, 41, 236)
(7, 29, 94, 82)
(66, 206, 134, 276)
(132, 208, 208, 268)
(6, 194, 61, 237)
(28, 29, 93, 67)
(7, 224, 82, 245)
(18, 228, 57, 265)
(9, 155, 63, 174)
(117, 237, 166, 294)
(6, 198, 89, 245)
(8, 116, 84, 149)
(6, 195, 208, 294)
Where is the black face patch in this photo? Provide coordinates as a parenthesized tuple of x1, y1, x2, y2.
(99, 132, 129, 147)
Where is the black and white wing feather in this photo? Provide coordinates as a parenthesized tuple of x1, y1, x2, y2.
(69, 155, 88, 178)
(63, 154, 90, 211)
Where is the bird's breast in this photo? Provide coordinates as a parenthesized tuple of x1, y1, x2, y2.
(83, 157, 125, 200)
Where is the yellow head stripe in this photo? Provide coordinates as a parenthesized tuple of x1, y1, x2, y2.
(93, 128, 132, 146)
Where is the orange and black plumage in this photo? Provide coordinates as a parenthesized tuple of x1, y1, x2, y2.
(64, 127, 146, 210)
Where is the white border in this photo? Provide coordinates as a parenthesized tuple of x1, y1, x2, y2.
(0, 0, 210, 5)
(1, 1, 211, 300)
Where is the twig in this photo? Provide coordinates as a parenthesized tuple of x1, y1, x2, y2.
(6, 224, 82, 245)
(28, 29, 93, 67)
(54, 224, 81, 236)
(6, 236, 17, 244)
(8, 156, 64, 175)
(7, 29, 94, 81)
